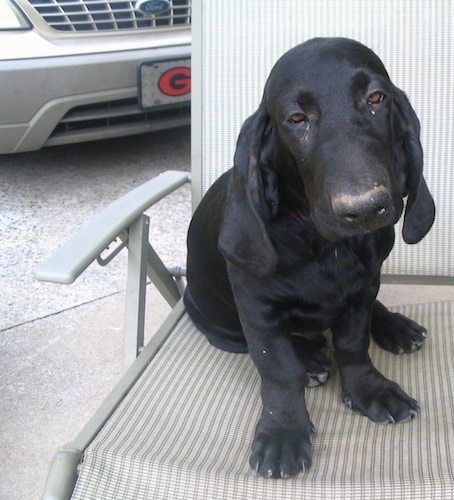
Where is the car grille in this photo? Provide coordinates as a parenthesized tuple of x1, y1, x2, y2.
(27, 0, 191, 32)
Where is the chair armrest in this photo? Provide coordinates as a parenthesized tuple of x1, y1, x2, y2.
(36, 170, 191, 284)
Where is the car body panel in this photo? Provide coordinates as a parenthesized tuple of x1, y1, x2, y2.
(0, 0, 191, 153)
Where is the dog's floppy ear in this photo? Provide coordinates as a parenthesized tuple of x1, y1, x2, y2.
(393, 86, 435, 244)
(218, 107, 279, 278)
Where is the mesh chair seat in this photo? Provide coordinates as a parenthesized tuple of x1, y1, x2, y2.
(72, 301, 454, 499)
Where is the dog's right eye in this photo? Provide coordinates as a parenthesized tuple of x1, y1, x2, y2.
(290, 113, 308, 123)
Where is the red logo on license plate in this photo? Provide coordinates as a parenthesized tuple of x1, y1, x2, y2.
(158, 67, 191, 97)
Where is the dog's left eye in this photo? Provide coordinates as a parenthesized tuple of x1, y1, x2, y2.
(290, 113, 308, 123)
(367, 91, 385, 105)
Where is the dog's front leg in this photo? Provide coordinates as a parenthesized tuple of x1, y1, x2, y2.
(231, 287, 314, 478)
(332, 296, 419, 423)
(248, 334, 314, 478)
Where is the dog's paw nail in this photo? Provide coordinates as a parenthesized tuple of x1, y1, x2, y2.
(411, 343, 421, 352)
(266, 469, 274, 478)
(342, 394, 352, 408)
(280, 466, 290, 479)
(386, 412, 396, 424)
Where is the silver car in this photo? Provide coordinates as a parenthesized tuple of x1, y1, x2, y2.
(0, 0, 191, 154)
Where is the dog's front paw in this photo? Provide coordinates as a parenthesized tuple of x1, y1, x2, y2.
(250, 423, 314, 478)
(342, 370, 419, 423)
(371, 308, 427, 354)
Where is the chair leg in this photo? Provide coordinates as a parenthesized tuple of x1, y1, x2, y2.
(147, 244, 182, 307)
(123, 215, 149, 372)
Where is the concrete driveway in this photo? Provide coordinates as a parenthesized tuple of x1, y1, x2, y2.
(0, 127, 191, 499)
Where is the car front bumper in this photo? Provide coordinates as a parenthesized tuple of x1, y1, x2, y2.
(0, 32, 190, 154)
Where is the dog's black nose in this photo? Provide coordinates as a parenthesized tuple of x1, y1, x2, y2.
(331, 187, 392, 227)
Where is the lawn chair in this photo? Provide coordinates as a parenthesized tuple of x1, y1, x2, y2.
(38, 1, 454, 498)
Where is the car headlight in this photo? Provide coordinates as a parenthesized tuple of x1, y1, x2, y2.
(0, 0, 31, 30)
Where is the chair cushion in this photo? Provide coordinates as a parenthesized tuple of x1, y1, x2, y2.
(72, 301, 454, 499)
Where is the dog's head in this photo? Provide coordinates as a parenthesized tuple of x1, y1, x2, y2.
(219, 38, 435, 277)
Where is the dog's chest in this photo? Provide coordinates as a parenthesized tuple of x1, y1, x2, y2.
(271, 232, 384, 327)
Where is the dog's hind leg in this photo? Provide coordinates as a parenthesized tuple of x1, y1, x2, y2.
(292, 332, 332, 387)
(370, 300, 427, 354)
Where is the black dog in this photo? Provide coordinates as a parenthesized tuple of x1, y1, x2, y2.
(184, 38, 435, 479)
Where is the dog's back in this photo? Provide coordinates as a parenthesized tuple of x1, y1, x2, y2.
(184, 170, 247, 352)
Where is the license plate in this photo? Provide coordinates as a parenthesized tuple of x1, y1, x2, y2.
(139, 57, 191, 110)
